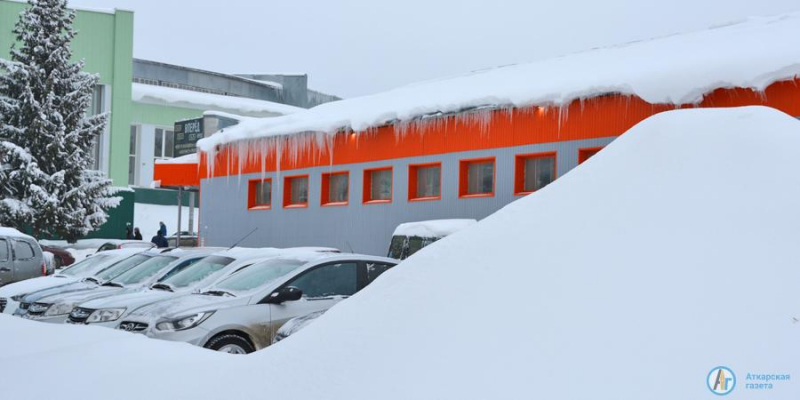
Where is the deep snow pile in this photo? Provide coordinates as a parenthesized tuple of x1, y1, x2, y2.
(2, 106, 800, 399)
(198, 13, 800, 153)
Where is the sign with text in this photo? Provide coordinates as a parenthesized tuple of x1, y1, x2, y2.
(173, 118, 204, 157)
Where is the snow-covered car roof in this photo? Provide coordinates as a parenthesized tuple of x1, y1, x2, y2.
(0, 227, 35, 240)
(392, 219, 477, 238)
(198, 13, 800, 154)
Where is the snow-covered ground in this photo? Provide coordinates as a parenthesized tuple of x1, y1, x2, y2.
(2, 106, 799, 399)
(134, 203, 199, 241)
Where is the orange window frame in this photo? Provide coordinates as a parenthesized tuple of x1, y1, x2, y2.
(363, 166, 393, 204)
(458, 157, 496, 198)
(320, 171, 349, 207)
(578, 146, 604, 164)
(514, 152, 557, 196)
(408, 162, 442, 202)
(247, 178, 272, 210)
(283, 174, 309, 209)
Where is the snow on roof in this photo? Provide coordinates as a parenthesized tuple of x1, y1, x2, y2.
(131, 83, 304, 117)
(4, 106, 800, 399)
(155, 153, 198, 165)
(392, 219, 477, 238)
(0, 227, 33, 240)
(198, 13, 800, 153)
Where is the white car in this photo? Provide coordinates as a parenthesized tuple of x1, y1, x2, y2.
(25, 248, 219, 324)
(0, 248, 147, 315)
(72, 247, 307, 328)
(117, 252, 397, 354)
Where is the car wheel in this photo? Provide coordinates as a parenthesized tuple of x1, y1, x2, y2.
(204, 333, 254, 354)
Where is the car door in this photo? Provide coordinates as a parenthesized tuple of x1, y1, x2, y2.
(0, 238, 12, 285)
(12, 239, 38, 281)
(267, 261, 359, 343)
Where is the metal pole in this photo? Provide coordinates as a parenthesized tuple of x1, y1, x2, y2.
(176, 187, 183, 248)
(188, 192, 195, 237)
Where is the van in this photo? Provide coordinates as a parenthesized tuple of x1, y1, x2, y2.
(387, 219, 476, 260)
(0, 227, 45, 286)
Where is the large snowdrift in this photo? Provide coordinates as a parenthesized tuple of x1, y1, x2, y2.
(2, 106, 799, 399)
(198, 13, 800, 152)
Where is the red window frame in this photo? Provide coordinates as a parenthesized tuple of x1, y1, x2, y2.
(283, 174, 309, 209)
(514, 152, 557, 196)
(578, 146, 604, 164)
(408, 162, 442, 202)
(362, 166, 393, 204)
(320, 171, 349, 207)
(247, 178, 272, 210)
(458, 157, 496, 198)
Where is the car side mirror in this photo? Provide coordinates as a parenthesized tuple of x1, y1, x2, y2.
(266, 286, 303, 304)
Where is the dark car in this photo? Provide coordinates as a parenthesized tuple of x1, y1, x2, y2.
(40, 246, 75, 269)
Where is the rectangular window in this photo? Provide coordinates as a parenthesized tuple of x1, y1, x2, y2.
(363, 167, 392, 203)
(248, 179, 272, 210)
(515, 152, 556, 195)
(154, 128, 175, 160)
(88, 85, 104, 170)
(459, 158, 495, 197)
(321, 172, 349, 206)
(408, 163, 441, 201)
(578, 146, 603, 164)
(128, 125, 138, 186)
(283, 175, 309, 208)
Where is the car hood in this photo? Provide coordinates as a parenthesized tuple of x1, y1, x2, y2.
(129, 293, 249, 321)
(37, 286, 139, 307)
(0, 275, 78, 298)
(80, 289, 177, 311)
(20, 281, 98, 303)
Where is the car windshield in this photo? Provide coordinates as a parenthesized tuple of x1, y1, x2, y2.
(110, 255, 178, 286)
(213, 258, 305, 293)
(162, 255, 234, 288)
(58, 254, 111, 277)
(93, 254, 151, 282)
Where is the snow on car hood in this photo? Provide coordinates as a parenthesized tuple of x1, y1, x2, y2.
(0, 275, 78, 299)
(79, 289, 178, 311)
(18, 281, 97, 304)
(36, 286, 139, 308)
(128, 293, 248, 322)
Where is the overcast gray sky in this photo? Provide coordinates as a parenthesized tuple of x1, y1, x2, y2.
(69, 0, 800, 99)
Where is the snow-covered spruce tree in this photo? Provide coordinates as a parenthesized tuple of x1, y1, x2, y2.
(0, 0, 120, 242)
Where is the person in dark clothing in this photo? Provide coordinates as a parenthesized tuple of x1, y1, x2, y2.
(125, 224, 133, 240)
(159, 222, 167, 237)
(151, 231, 169, 248)
(133, 227, 143, 241)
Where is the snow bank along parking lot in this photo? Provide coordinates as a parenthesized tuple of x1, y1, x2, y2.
(2, 106, 799, 399)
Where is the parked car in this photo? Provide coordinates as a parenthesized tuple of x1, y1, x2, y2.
(0, 248, 147, 315)
(387, 219, 476, 260)
(27, 248, 220, 324)
(15, 249, 169, 322)
(96, 240, 155, 253)
(117, 253, 397, 354)
(166, 231, 198, 248)
(73, 247, 320, 328)
(0, 227, 46, 287)
(40, 245, 75, 268)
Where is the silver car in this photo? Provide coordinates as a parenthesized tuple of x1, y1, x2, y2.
(0, 228, 45, 287)
(72, 247, 295, 328)
(0, 248, 147, 315)
(118, 253, 397, 354)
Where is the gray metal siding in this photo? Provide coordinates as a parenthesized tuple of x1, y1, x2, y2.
(199, 136, 617, 255)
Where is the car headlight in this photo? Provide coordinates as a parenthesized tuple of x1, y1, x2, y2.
(86, 308, 126, 323)
(43, 302, 75, 317)
(155, 312, 214, 332)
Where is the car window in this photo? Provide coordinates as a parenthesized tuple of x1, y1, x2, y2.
(13, 240, 35, 260)
(287, 262, 357, 298)
(157, 257, 203, 282)
(215, 259, 305, 293)
(59, 254, 111, 276)
(94, 254, 151, 281)
(162, 255, 234, 288)
(366, 262, 395, 283)
(111, 256, 178, 285)
(0, 239, 8, 262)
(388, 236, 405, 259)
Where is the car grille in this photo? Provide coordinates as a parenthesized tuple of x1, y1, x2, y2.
(117, 321, 148, 333)
(68, 307, 94, 324)
(27, 303, 50, 316)
(0, 298, 6, 313)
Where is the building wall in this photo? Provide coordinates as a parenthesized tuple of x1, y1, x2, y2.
(200, 136, 614, 254)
